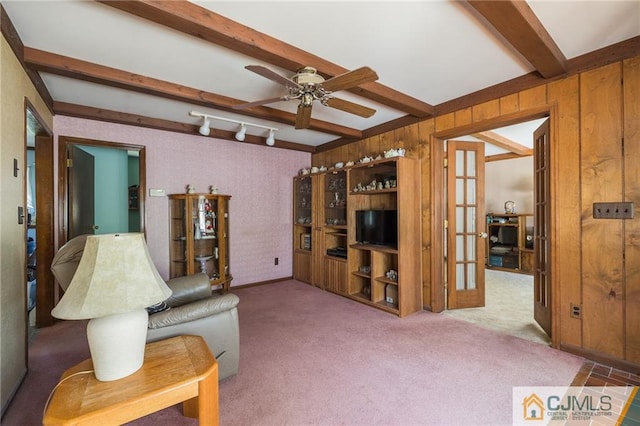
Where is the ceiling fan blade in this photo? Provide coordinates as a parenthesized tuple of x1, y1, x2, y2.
(233, 96, 288, 109)
(295, 104, 313, 129)
(325, 97, 376, 118)
(321, 66, 378, 92)
(245, 65, 300, 89)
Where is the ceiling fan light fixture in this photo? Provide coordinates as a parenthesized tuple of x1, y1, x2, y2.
(301, 92, 314, 107)
(199, 117, 211, 136)
(266, 129, 275, 146)
(236, 65, 379, 130)
(235, 124, 247, 141)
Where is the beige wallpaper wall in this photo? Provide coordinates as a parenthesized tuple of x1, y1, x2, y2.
(485, 157, 534, 215)
(1, 37, 53, 413)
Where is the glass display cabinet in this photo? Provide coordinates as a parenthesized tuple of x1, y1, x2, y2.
(168, 193, 232, 291)
(293, 175, 314, 284)
(323, 170, 348, 294)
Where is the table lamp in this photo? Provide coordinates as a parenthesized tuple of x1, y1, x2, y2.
(51, 233, 172, 381)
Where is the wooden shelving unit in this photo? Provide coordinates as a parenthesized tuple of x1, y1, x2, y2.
(292, 174, 316, 285)
(168, 193, 232, 291)
(486, 213, 533, 275)
(293, 170, 350, 293)
(293, 157, 422, 317)
(346, 157, 421, 317)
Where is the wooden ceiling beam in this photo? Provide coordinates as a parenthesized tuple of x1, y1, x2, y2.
(471, 131, 533, 156)
(466, 0, 567, 78)
(53, 101, 316, 152)
(23, 47, 362, 139)
(485, 152, 529, 162)
(97, 0, 435, 118)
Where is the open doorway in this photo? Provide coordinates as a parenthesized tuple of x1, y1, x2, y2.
(33, 136, 146, 327)
(441, 117, 551, 345)
(25, 103, 55, 331)
(58, 136, 145, 243)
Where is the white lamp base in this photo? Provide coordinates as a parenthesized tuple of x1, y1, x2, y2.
(86, 309, 149, 381)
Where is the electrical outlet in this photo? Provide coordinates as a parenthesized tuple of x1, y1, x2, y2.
(593, 202, 634, 219)
(274, 257, 278, 265)
(571, 304, 581, 319)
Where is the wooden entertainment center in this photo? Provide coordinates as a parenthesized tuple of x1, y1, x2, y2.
(293, 157, 422, 317)
(485, 213, 533, 275)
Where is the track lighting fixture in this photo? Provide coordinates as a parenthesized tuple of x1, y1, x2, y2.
(266, 129, 275, 146)
(199, 117, 211, 136)
(190, 111, 277, 146)
(235, 124, 247, 142)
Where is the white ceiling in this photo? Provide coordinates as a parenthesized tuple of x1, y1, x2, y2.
(3, 1, 639, 150)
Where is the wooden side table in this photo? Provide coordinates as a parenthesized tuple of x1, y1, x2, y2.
(43, 335, 218, 425)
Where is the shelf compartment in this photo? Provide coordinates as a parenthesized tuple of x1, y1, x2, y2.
(351, 271, 371, 279)
(350, 243, 398, 254)
(350, 292, 371, 304)
(374, 299, 399, 312)
(375, 276, 398, 285)
(349, 274, 371, 300)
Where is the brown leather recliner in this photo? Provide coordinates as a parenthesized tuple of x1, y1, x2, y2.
(50, 235, 240, 381)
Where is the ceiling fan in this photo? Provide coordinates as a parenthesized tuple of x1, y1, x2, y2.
(233, 65, 379, 129)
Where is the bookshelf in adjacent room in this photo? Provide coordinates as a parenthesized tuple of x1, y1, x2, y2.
(486, 213, 533, 275)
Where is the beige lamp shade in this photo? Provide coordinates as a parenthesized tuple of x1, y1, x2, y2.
(52, 233, 172, 320)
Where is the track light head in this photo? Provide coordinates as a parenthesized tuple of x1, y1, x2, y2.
(199, 117, 211, 136)
(266, 129, 276, 146)
(235, 124, 247, 141)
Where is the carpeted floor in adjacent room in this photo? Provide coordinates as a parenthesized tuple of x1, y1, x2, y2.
(443, 269, 551, 346)
(3, 279, 583, 426)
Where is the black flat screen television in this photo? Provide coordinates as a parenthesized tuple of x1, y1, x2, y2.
(355, 210, 397, 246)
(498, 226, 518, 246)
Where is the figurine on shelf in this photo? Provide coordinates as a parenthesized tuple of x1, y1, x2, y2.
(187, 184, 196, 194)
(504, 200, 516, 214)
(210, 185, 218, 194)
(195, 255, 213, 275)
(384, 148, 406, 158)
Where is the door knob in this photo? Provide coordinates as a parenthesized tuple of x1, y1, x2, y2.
(478, 232, 488, 238)
(89, 225, 100, 230)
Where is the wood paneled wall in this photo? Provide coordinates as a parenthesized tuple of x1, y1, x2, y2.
(312, 57, 640, 368)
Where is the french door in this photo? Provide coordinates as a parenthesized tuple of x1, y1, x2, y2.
(446, 141, 486, 309)
(533, 119, 552, 336)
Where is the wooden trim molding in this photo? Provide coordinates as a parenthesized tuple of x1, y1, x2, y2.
(57, 136, 147, 245)
(561, 343, 640, 374)
(54, 102, 316, 153)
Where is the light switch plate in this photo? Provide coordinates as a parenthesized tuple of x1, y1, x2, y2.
(593, 202, 634, 219)
(149, 188, 166, 197)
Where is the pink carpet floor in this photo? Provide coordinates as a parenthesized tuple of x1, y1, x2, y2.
(3, 279, 584, 425)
